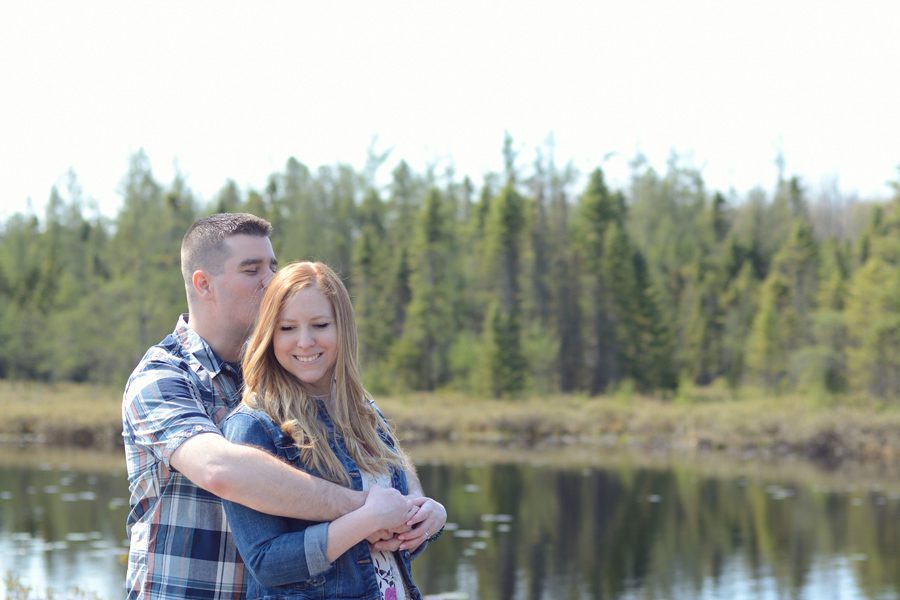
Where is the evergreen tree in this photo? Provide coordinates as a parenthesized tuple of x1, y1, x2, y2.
(845, 256, 900, 397)
(380, 161, 425, 339)
(527, 153, 552, 328)
(484, 302, 528, 398)
(845, 191, 900, 397)
(601, 222, 676, 390)
(274, 157, 320, 262)
(681, 193, 736, 385)
(745, 221, 819, 389)
(806, 239, 850, 392)
(3, 146, 895, 398)
(43, 176, 116, 381)
(317, 164, 359, 278)
(482, 183, 528, 397)
(391, 189, 458, 390)
(627, 157, 707, 338)
(546, 161, 582, 392)
(105, 151, 190, 376)
(214, 180, 243, 213)
(352, 189, 392, 372)
(575, 169, 624, 394)
(719, 262, 758, 388)
(745, 271, 793, 389)
(0, 212, 45, 378)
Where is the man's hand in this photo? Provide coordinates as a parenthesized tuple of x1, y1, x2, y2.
(371, 495, 446, 553)
(363, 485, 416, 532)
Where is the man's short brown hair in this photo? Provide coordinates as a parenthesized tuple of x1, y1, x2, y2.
(181, 213, 273, 285)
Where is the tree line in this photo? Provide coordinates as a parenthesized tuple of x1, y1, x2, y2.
(2, 141, 899, 399)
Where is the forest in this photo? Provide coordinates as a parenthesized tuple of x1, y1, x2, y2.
(2, 138, 900, 401)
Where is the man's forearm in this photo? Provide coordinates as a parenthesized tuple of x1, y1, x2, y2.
(173, 433, 365, 520)
(221, 444, 366, 520)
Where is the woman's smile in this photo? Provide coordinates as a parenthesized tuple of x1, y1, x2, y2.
(292, 352, 323, 364)
(273, 285, 338, 395)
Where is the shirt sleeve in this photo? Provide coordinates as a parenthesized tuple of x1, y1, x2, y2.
(123, 359, 223, 471)
(221, 410, 333, 586)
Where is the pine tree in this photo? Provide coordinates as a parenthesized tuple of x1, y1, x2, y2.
(546, 161, 582, 392)
(745, 221, 819, 389)
(807, 239, 850, 392)
(627, 157, 707, 342)
(527, 154, 552, 328)
(321, 164, 360, 279)
(273, 157, 320, 262)
(378, 161, 426, 340)
(719, 262, 758, 388)
(391, 189, 458, 390)
(43, 176, 114, 381)
(214, 180, 242, 213)
(0, 212, 45, 378)
(352, 190, 392, 370)
(601, 222, 676, 390)
(482, 183, 528, 397)
(845, 189, 900, 397)
(106, 151, 189, 375)
(745, 272, 793, 389)
(575, 169, 624, 394)
(845, 257, 900, 397)
(484, 302, 528, 398)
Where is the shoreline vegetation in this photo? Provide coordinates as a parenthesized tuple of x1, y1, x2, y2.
(2, 380, 899, 471)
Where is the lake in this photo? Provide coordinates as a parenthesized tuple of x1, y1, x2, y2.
(0, 445, 898, 600)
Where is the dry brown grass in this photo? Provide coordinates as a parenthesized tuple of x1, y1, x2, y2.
(0, 380, 123, 448)
(377, 390, 900, 466)
(2, 380, 899, 467)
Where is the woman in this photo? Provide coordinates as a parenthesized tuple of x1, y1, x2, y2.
(222, 261, 446, 600)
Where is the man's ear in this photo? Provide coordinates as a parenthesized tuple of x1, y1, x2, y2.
(191, 270, 213, 298)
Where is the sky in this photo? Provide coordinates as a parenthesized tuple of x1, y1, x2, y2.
(1, 0, 899, 221)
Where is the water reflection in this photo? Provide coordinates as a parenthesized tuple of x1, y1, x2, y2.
(0, 455, 129, 599)
(410, 460, 900, 600)
(0, 447, 898, 600)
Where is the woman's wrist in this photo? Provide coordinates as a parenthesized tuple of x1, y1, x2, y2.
(426, 525, 445, 543)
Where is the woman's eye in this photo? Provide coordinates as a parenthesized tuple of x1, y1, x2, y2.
(279, 326, 294, 331)
(314, 323, 330, 329)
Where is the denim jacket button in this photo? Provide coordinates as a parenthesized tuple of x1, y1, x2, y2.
(402, 550, 410, 559)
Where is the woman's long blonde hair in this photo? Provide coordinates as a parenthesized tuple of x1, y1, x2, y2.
(242, 261, 410, 486)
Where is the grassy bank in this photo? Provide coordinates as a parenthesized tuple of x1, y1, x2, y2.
(2, 380, 899, 468)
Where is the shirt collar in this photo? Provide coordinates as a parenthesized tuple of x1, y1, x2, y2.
(175, 313, 235, 379)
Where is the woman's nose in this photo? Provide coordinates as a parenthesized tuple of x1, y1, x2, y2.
(297, 328, 315, 348)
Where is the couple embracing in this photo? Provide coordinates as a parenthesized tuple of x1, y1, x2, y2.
(123, 213, 446, 599)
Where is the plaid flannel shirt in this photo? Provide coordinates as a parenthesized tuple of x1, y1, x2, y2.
(122, 315, 246, 599)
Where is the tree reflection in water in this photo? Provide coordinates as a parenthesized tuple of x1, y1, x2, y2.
(0, 448, 897, 600)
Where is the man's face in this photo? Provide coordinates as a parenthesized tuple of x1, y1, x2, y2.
(210, 234, 277, 334)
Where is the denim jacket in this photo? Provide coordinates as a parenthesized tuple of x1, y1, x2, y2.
(221, 401, 424, 600)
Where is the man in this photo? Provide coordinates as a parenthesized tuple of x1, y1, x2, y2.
(122, 213, 414, 599)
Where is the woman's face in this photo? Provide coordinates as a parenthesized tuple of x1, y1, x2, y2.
(273, 285, 338, 396)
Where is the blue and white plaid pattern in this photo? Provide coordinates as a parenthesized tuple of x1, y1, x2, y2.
(122, 315, 246, 599)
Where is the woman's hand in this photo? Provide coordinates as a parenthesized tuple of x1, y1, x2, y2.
(394, 496, 447, 552)
(366, 528, 394, 545)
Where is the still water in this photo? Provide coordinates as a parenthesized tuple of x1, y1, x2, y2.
(0, 446, 898, 600)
